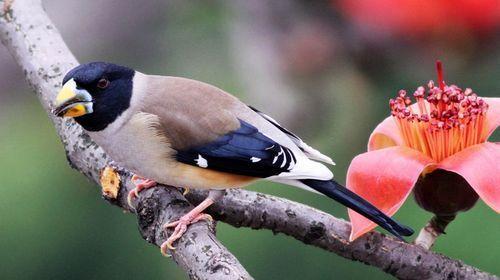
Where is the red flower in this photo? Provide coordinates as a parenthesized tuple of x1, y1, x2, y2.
(337, 0, 500, 37)
(346, 61, 500, 241)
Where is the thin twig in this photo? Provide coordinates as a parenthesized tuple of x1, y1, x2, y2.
(415, 215, 456, 250)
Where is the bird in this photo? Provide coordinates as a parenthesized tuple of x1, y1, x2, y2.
(53, 62, 414, 255)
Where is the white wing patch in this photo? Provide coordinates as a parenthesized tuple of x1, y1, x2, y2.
(279, 147, 287, 168)
(270, 155, 333, 181)
(250, 157, 261, 162)
(195, 154, 208, 168)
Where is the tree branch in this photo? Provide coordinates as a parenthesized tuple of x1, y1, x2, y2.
(1, 1, 497, 280)
(188, 190, 497, 280)
(0, 1, 251, 279)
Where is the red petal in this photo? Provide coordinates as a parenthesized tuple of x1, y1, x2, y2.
(368, 116, 404, 151)
(484, 97, 500, 139)
(346, 146, 435, 241)
(438, 142, 500, 213)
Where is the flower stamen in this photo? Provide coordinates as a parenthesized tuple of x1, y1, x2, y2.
(390, 62, 489, 162)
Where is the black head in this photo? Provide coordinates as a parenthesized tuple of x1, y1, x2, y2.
(53, 62, 135, 131)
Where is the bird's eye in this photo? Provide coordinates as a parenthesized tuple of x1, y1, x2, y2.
(97, 78, 109, 89)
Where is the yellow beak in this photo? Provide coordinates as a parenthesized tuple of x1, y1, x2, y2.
(53, 79, 93, 117)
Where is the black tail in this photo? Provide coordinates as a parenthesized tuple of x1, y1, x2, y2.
(300, 179, 414, 240)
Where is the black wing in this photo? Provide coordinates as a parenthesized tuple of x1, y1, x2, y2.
(175, 120, 296, 178)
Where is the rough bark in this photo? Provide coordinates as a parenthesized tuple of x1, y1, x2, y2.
(187, 190, 497, 280)
(0, 1, 497, 280)
(0, 1, 251, 279)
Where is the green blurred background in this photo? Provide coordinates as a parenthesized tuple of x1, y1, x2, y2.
(0, 1, 498, 279)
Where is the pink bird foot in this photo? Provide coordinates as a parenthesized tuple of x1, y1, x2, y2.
(159, 190, 224, 256)
(160, 212, 213, 256)
(127, 174, 157, 209)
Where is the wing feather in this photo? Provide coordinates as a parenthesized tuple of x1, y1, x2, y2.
(175, 120, 297, 178)
(248, 106, 335, 165)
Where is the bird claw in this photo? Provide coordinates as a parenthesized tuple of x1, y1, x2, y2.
(127, 189, 139, 209)
(159, 213, 213, 256)
(194, 213, 213, 223)
(163, 213, 213, 230)
(160, 239, 177, 256)
(127, 175, 156, 209)
(131, 174, 144, 185)
(182, 188, 190, 196)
